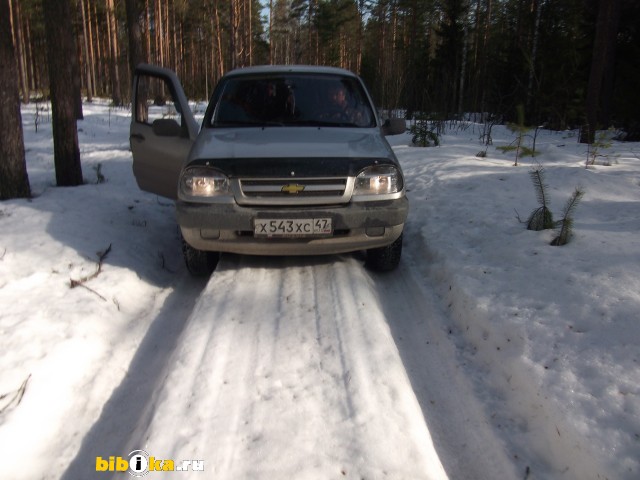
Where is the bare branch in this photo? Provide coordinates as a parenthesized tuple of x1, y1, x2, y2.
(0, 374, 31, 414)
(69, 244, 112, 299)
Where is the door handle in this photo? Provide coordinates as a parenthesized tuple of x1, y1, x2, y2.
(130, 133, 145, 141)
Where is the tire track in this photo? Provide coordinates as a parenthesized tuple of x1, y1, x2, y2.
(132, 254, 448, 479)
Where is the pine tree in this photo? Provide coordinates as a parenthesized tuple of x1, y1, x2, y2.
(0, 0, 31, 200)
(42, 0, 83, 187)
(580, 0, 621, 144)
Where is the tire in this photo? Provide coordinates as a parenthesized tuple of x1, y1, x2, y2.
(181, 237, 219, 276)
(365, 233, 403, 272)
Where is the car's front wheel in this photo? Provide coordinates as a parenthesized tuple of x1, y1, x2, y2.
(365, 233, 403, 272)
(181, 237, 219, 276)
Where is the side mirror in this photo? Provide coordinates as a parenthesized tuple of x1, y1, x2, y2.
(152, 118, 182, 137)
(381, 117, 406, 136)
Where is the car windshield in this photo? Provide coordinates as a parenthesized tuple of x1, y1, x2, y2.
(210, 73, 376, 128)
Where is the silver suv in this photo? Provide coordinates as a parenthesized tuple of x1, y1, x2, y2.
(130, 64, 408, 275)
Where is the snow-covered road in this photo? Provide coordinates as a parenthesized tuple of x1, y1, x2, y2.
(61, 249, 518, 480)
(134, 254, 449, 479)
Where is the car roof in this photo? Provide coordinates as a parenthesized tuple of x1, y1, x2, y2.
(222, 64, 359, 79)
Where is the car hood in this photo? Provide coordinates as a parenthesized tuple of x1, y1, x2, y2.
(189, 127, 395, 161)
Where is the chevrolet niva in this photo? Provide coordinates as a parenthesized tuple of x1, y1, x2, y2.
(130, 64, 408, 275)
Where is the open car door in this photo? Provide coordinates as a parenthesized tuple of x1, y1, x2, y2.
(130, 64, 198, 199)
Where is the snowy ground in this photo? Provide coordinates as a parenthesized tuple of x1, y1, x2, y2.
(0, 101, 638, 480)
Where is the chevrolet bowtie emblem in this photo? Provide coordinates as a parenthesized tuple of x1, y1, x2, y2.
(281, 183, 305, 194)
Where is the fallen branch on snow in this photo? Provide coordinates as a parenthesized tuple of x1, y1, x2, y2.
(0, 374, 31, 415)
(69, 244, 112, 301)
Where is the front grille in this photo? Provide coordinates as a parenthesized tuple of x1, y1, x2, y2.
(235, 177, 350, 206)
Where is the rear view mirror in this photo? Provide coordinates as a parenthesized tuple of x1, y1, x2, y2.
(381, 117, 406, 136)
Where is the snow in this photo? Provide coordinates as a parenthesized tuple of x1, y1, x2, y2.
(0, 101, 639, 480)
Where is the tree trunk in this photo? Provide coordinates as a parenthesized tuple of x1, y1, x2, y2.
(214, 0, 225, 75)
(356, 0, 364, 72)
(458, 22, 469, 115)
(126, 0, 148, 119)
(479, 0, 491, 116)
(79, 0, 94, 102)
(248, 0, 252, 65)
(86, 0, 98, 97)
(0, 0, 30, 199)
(41, 0, 83, 187)
(527, 0, 542, 114)
(93, 0, 105, 95)
(9, 0, 29, 103)
(125, 0, 147, 78)
(269, 0, 273, 64)
(145, 0, 151, 68)
(155, 0, 163, 65)
(580, 0, 621, 143)
(230, 0, 238, 69)
(23, 15, 36, 93)
(71, 10, 84, 120)
(106, 0, 122, 106)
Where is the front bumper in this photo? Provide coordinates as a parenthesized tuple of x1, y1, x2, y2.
(176, 197, 408, 255)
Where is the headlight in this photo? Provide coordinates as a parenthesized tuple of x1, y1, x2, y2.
(180, 167, 230, 197)
(354, 165, 403, 195)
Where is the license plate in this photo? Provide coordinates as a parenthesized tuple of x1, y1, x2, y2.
(254, 218, 332, 237)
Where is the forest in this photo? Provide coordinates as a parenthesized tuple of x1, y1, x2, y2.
(4, 0, 640, 137)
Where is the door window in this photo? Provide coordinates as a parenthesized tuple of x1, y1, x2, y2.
(134, 74, 183, 128)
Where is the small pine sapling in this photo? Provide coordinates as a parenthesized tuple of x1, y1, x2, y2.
(551, 188, 584, 246)
(527, 166, 554, 230)
(497, 105, 536, 166)
(410, 113, 440, 147)
(586, 129, 613, 167)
